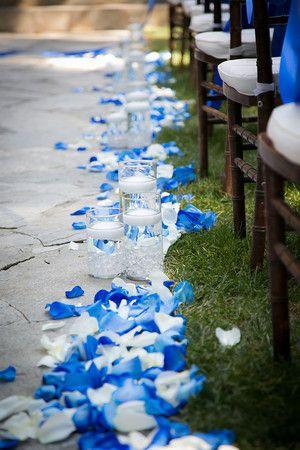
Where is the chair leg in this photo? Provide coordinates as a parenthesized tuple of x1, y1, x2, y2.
(189, 33, 195, 84)
(196, 59, 208, 177)
(228, 99, 246, 237)
(224, 135, 233, 196)
(264, 165, 290, 360)
(169, 5, 175, 67)
(250, 154, 266, 270)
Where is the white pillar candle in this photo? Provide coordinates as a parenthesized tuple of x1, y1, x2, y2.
(119, 174, 157, 194)
(123, 208, 162, 226)
(86, 221, 124, 241)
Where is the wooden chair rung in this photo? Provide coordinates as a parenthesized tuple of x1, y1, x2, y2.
(274, 243, 300, 283)
(201, 80, 224, 95)
(234, 157, 257, 182)
(272, 198, 300, 234)
(233, 124, 258, 147)
(203, 105, 228, 122)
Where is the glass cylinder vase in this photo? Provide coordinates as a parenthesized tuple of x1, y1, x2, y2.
(86, 207, 124, 279)
(122, 192, 163, 281)
(126, 101, 153, 148)
(119, 160, 157, 194)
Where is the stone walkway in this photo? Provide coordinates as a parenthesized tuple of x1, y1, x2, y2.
(0, 33, 125, 448)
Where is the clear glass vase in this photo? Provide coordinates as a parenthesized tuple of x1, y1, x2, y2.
(106, 110, 128, 149)
(119, 160, 157, 194)
(86, 207, 124, 279)
(126, 101, 153, 148)
(122, 192, 163, 281)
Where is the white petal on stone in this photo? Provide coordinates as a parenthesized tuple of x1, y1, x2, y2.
(113, 401, 157, 432)
(215, 327, 241, 347)
(126, 331, 159, 348)
(42, 321, 66, 331)
(2, 412, 38, 440)
(148, 270, 169, 285)
(118, 430, 158, 450)
(97, 199, 114, 207)
(40, 334, 70, 362)
(0, 396, 31, 422)
(36, 411, 76, 444)
(87, 383, 117, 406)
(124, 348, 164, 371)
(69, 241, 79, 251)
(154, 312, 184, 333)
(157, 164, 174, 179)
(37, 355, 57, 368)
(69, 312, 99, 336)
(112, 277, 138, 296)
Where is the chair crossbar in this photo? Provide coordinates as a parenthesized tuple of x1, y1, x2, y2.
(272, 198, 300, 234)
(275, 243, 300, 283)
(234, 158, 257, 182)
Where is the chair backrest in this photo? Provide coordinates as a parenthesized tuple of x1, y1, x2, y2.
(229, 0, 289, 132)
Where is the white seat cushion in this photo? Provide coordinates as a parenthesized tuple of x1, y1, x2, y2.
(267, 103, 300, 165)
(182, 0, 196, 15)
(195, 29, 260, 60)
(190, 3, 229, 16)
(167, 0, 181, 5)
(190, 12, 229, 33)
(218, 57, 280, 96)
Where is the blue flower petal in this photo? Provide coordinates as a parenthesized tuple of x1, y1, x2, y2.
(100, 183, 113, 192)
(70, 206, 90, 216)
(45, 301, 82, 319)
(106, 170, 118, 182)
(54, 141, 68, 150)
(72, 221, 86, 230)
(0, 366, 16, 382)
(173, 281, 194, 304)
(65, 285, 84, 299)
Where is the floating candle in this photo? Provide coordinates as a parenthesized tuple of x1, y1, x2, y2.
(123, 208, 162, 226)
(86, 221, 124, 241)
(119, 174, 157, 194)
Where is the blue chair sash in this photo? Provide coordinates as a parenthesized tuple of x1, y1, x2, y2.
(279, 0, 300, 103)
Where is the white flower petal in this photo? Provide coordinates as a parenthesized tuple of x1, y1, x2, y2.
(36, 411, 76, 444)
(0, 396, 31, 422)
(114, 401, 156, 432)
(154, 312, 183, 333)
(42, 321, 65, 331)
(68, 241, 79, 251)
(87, 383, 117, 406)
(2, 412, 38, 440)
(69, 312, 98, 336)
(167, 436, 212, 449)
(162, 202, 179, 226)
(215, 327, 241, 347)
(157, 164, 174, 179)
(37, 355, 57, 368)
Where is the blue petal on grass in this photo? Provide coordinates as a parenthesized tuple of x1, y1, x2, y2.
(0, 366, 16, 382)
(65, 286, 84, 299)
(176, 204, 217, 233)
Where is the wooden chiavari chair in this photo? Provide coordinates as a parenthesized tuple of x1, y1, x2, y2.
(218, 0, 289, 270)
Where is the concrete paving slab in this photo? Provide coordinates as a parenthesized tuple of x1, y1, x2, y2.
(0, 34, 122, 448)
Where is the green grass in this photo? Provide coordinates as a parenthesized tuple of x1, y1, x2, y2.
(151, 40, 300, 450)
